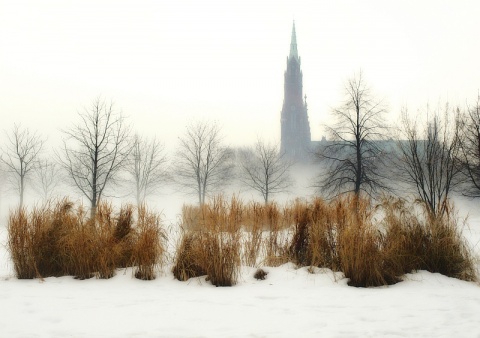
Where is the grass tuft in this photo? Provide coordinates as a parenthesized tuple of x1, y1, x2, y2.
(7, 199, 166, 280)
(132, 205, 166, 280)
(172, 195, 241, 286)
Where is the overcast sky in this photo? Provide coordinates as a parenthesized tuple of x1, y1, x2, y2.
(1, 0, 479, 148)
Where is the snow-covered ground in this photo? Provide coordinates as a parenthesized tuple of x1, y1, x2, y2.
(0, 190, 479, 337)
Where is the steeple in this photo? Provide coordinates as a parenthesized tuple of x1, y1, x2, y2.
(281, 21, 311, 161)
(289, 21, 298, 60)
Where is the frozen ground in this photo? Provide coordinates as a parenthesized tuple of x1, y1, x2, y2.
(0, 191, 479, 337)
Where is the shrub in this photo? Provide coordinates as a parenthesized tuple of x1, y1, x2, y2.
(254, 268, 268, 280)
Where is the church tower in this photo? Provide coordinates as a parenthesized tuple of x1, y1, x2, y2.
(280, 22, 311, 161)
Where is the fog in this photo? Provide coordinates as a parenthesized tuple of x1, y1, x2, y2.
(1, 1, 480, 219)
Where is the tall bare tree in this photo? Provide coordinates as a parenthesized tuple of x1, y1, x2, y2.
(126, 134, 168, 206)
(58, 97, 132, 218)
(174, 120, 233, 205)
(458, 95, 480, 197)
(33, 159, 63, 201)
(315, 72, 389, 198)
(239, 139, 292, 203)
(397, 106, 461, 216)
(1, 124, 45, 208)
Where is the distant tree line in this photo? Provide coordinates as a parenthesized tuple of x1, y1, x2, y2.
(316, 72, 480, 218)
(0, 76, 479, 219)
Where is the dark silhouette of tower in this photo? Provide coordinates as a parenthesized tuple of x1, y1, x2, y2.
(280, 22, 311, 161)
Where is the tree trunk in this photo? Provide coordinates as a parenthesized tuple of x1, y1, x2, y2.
(20, 175, 24, 209)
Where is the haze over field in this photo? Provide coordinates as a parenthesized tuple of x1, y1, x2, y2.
(0, 1, 479, 209)
(1, 0, 480, 149)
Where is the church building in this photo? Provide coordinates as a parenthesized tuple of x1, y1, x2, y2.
(280, 22, 312, 161)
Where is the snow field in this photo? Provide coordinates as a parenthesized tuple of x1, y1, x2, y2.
(0, 193, 479, 337)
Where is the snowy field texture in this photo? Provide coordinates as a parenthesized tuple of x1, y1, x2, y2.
(0, 193, 480, 337)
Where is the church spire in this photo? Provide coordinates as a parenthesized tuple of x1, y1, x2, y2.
(289, 21, 298, 60)
(281, 21, 311, 161)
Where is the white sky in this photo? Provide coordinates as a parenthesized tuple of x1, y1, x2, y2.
(1, 0, 479, 149)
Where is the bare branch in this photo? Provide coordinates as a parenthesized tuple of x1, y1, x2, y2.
(239, 139, 293, 203)
(315, 72, 390, 199)
(33, 159, 63, 201)
(57, 97, 132, 218)
(457, 94, 480, 197)
(173, 120, 233, 205)
(396, 105, 461, 216)
(125, 134, 168, 206)
(1, 124, 45, 207)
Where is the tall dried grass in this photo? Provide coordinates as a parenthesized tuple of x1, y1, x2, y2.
(241, 201, 264, 267)
(381, 197, 476, 282)
(132, 205, 166, 280)
(8, 207, 37, 279)
(7, 199, 165, 280)
(332, 196, 401, 287)
(171, 231, 208, 281)
(285, 195, 476, 287)
(172, 195, 241, 286)
(8, 194, 475, 286)
(263, 202, 291, 267)
(286, 195, 393, 287)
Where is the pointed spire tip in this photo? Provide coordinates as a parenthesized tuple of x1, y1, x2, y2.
(289, 21, 298, 60)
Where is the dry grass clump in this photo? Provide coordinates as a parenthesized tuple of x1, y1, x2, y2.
(381, 198, 476, 282)
(262, 202, 291, 267)
(287, 197, 342, 270)
(114, 206, 135, 268)
(333, 196, 402, 287)
(241, 202, 263, 267)
(286, 195, 396, 287)
(7, 199, 165, 280)
(172, 195, 241, 286)
(424, 214, 475, 280)
(334, 197, 397, 287)
(305, 198, 340, 269)
(8, 207, 38, 279)
(172, 231, 208, 281)
(132, 206, 166, 280)
(286, 195, 474, 287)
(242, 201, 288, 267)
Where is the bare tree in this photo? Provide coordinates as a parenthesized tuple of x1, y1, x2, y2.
(33, 159, 63, 201)
(397, 106, 461, 216)
(58, 97, 132, 218)
(174, 120, 233, 205)
(1, 124, 45, 208)
(126, 134, 168, 206)
(315, 72, 389, 198)
(239, 139, 292, 203)
(458, 94, 480, 197)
